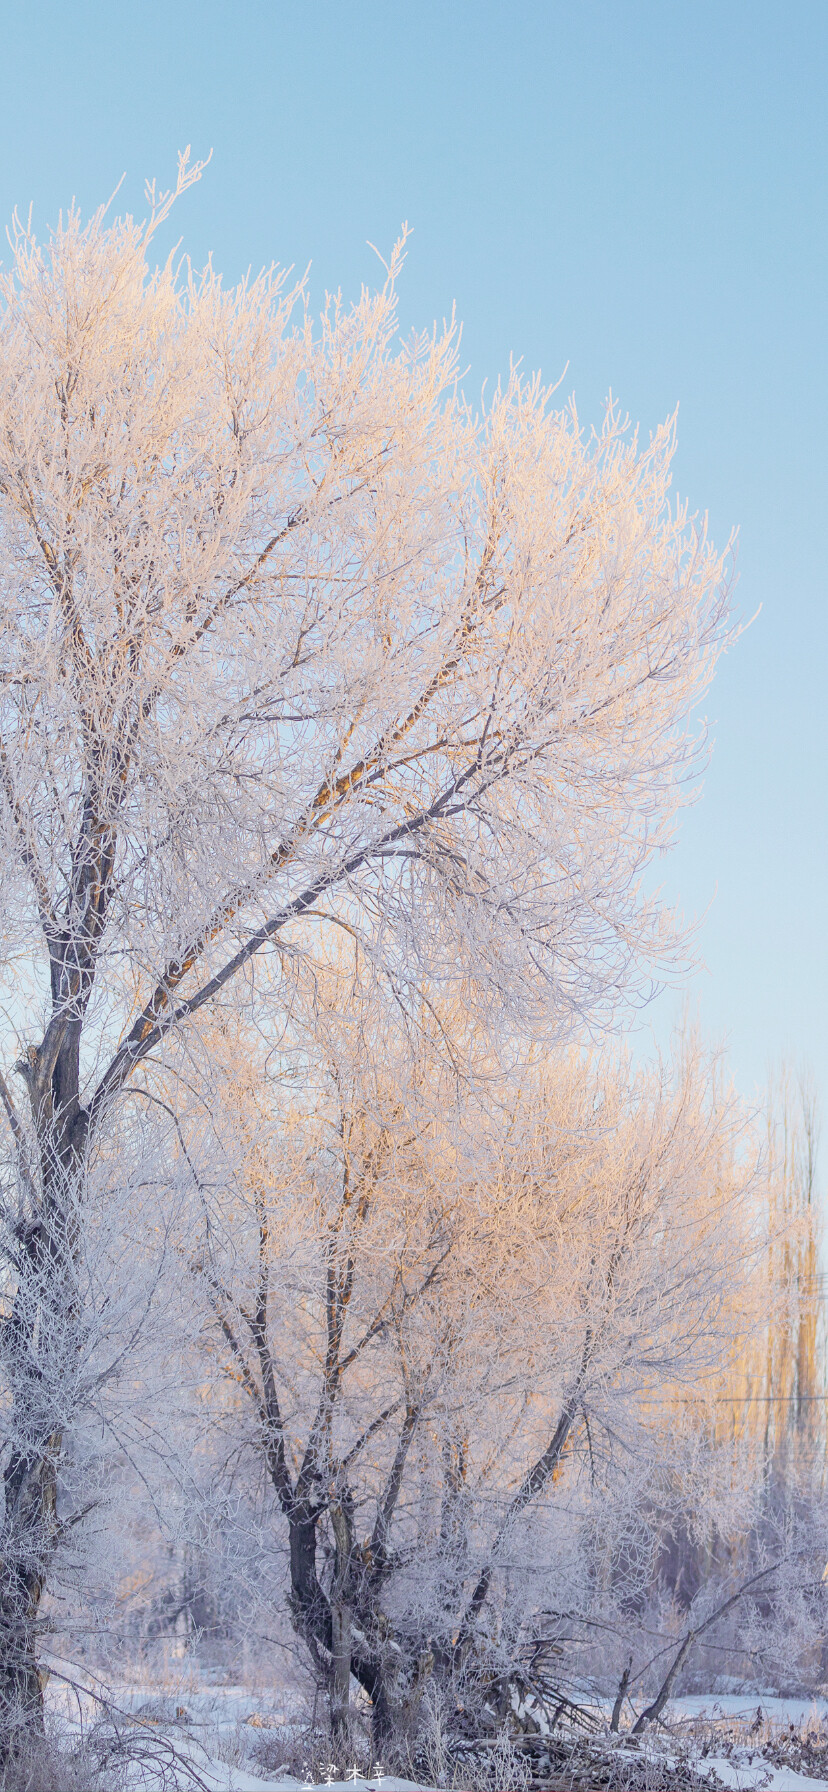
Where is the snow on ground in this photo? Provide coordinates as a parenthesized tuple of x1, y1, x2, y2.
(43, 1662, 436, 1789)
(670, 1695, 828, 1728)
(114, 1754, 428, 1792)
(666, 1695, 828, 1792)
(701, 1761, 828, 1792)
(39, 1664, 828, 1791)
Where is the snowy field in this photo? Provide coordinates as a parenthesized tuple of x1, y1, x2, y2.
(35, 1663, 828, 1791)
(643, 1696, 828, 1792)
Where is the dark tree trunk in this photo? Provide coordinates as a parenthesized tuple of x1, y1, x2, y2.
(285, 1497, 395, 1750)
(0, 1038, 85, 1761)
(330, 1601, 352, 1742)
(0, 1442, 56, 1751)
(288, 1506, 333, 1656)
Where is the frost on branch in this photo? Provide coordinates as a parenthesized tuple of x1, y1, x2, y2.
(0, 183, 732, 1098)
(0, 177, 737, 1764)
(163, 983, 761, 1753)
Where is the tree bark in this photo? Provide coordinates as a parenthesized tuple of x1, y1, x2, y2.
(0, 1035, 84, 1759)
(610, 1657, 632, 1732)
(331, 1601, 352, 1742)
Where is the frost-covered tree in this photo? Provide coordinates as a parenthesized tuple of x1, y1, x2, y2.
(153, 978, 757, 1733)
(0, 152, 732, 1749)
(177, 995, 757, 1747)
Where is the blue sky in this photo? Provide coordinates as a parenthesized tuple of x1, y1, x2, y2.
(1, 0, 825, 1117)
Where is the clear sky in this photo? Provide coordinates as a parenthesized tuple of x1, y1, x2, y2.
(1, 0, 825, 1119)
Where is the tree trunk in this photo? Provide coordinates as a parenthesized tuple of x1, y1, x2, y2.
(0, 1301, 64, 1756)
(0, 1061, 83, 1762)
(331, 1600, 352, 1743)
(610, 1657, 632, 1732)
(329, 1490, 354, 1747)
(286, 1499, 394, 1748)
(0, 1450, 55, 1753)
(288, 1506, 333, 1656)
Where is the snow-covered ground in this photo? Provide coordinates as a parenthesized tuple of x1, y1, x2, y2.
(670, 1695, 828, 1728)
(664, 1695, 828, 1792)
(39, 1664, 828, 1791)
(43, 1665, 434, 1789)
(700, 1767, 828, 1792)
